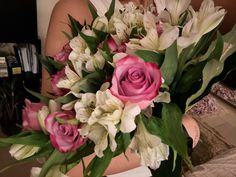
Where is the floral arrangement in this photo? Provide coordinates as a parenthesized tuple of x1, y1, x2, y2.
(0, 0, 236, 176)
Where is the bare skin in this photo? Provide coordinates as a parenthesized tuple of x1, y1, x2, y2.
(42, 0, 235, 176)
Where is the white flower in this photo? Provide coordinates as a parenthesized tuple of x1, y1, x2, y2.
(178, 0, 226, 49)
(166, 0, 191, 25)
(113, 18, 130, 42)
(56, 65, 81, 90)
(129, 119, 169, 169)
(128, 23, 179, 51)
(30, 166, 68, 177)
(85, 50, 105, 72)
(37, 106, 50, 133)
(80, 90, 123, 157)
(69, 36, 87, 60)
(9, 144, 40, 160)
(93, 16, 109, 32)
(120, 102, 141, 133)
(75, 93, 96, 123)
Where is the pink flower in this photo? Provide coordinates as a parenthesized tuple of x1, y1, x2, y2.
(45, 111, 86, 153)
(107, 37, 126, 53)
(22, 99, 44, 131)
(51, 68, 69, 96)
(110, 55, 162, 109)
(54, 43, 72, 63)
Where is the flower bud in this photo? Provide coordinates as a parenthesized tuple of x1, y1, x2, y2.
(92, 16, 109, 32)
(9, 144, 40, 160)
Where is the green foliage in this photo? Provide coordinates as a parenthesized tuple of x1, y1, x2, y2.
(37, 55, 64, 75)
(77, 30, 100, 54)
(186, 59, 224, 109)
(160, 42, 178, 86)
(55, 94, 77, 104)
(135, 50, 164, 66)
(0, 132, 49, 147)
(68, 14, 83, 37)
(142, 104, 191, 165)
(39, 150, 69, 177)
(71, 70, 105, 93)
(84, 148, 114, 177)
(105, 0, 115, 21)
(24, 86, 50, 105)
(88, 1, 98, 20)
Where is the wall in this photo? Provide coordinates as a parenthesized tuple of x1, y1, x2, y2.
(37, 0, 59, 52)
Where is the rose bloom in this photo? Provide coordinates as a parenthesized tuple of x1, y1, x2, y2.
(54, 43, 72, 63)
(22, 99, 44, 131)
(110, 55, 162, 109)
(51, 68, 69, 96)
(45, 111, 86, 153)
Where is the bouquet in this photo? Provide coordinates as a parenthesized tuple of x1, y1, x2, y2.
(1, 0, 236, 176)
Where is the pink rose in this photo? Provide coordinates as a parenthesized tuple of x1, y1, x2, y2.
(22, 99, 44, 131)
(108, 37, 126, 53)
(51, 68, 69, 96)
(110, 55, 162, 109)
(45, 111, 86, 153)
(54, 43, 72, 63)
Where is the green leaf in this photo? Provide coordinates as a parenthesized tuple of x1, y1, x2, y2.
(0, 132, 49, 147)
(142, 103, 190, 164)
(160, 41, 178, 86)
(37, 55, 64, 75)
(68, 14, 83, 37)
(93, 28, 108, 42)
(149, 148, 182, 177)
(208, 32, 224, 60)
(24, 86, 50, 104)
(88, 1, 98, 20)
(105, 0, 115, 21)
(220, 24, 236, 62)
(135, 50, 164, 66)
(56, 117, 79, 125)
(84, 148, 114, 177)
(175, 61, 206, 93)
(39, 150, 68, 177)
(78, 30, 99, 54)
(186, 59, 224, 109)
(71, 71, 105, 93)
(55, 94, 77, 104)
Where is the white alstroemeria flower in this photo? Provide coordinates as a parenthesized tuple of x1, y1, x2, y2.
(140, 29, 159, 50)
(178, 0, 226, 49)
(85, 50, 105, 72)
(129, 119, 169, 169)
(120, 102, 141, 133)
(137, 24, 178, 51)
(122, 2, 144, 28)
(75, 93, 96, 122)
(143, 11, 157, 31)
(9, 144, 40, 160)
(113, 18, 129, 42)
(158, 23, 179, 50)
(37, 106, 50, 133)
(165, 0, 191, 25)
(56, 65, 81, 90)
(69, 36, 87, 60)
(93, 16, 109, 32)
(30, 166, 68, 177)
(154, 0, 166, 14)
(80, 90, 123, 157)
